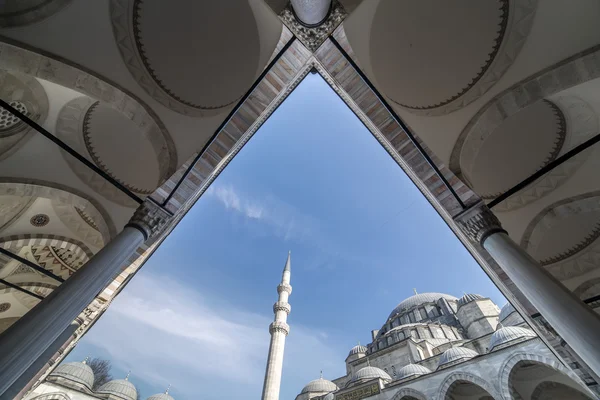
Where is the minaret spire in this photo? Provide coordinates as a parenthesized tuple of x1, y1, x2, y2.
(261, 252, 293, 400)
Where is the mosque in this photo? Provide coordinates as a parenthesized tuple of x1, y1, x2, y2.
(293, 292, 596, 400)
(22, 358, 173, 400)
(1, 0, 600, 399)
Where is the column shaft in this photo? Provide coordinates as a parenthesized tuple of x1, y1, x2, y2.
(484, 232, 600, 374)
(0, 226, 145, 395)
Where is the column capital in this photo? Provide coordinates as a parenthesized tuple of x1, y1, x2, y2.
(126, 201, 171, 241)
(454, 202, 506, 245)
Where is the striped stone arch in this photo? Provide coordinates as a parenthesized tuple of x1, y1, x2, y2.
(390, 387, 427, 400)
(30, 393, 72, 400)
(499, 352, 580, 400)
(0, 178, 116, 243)
(573, 278, 600, 299)
(435, 372, 501, 400)
(0, 234, 94, 261)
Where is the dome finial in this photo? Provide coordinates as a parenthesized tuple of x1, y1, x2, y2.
(82, 356, 90, 364)
(320, 370, 323, 379)
(413, 288, 418, 295)
(165, 384, 171, 394)
(125, 370, 131, 380)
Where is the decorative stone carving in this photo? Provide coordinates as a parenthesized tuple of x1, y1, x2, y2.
(454, 202, 506, 245)
(269, 321, 290, 336)
(126, 201, 171, 241)
(277, 282, 293, 295)
(280, 0, 346, 52)
(273, 301, 291, 315)
(30, 214, 50, 227)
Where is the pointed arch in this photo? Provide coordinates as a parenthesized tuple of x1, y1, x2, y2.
(391, 387, 427, 400)
(436, 372, 501, 400)
(499, 352, 582, 400)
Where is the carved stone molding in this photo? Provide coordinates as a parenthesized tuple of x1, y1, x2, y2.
(127, 201, 171, 241)
(269, 321, 290, 336)
(280, 0, 346, 52)
(454, 202, 506, 245)
(277, 282, 293, 295)
(273, 301, 291, 315)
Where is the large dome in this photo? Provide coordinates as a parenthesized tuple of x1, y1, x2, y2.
(301, 378, 338, 394)
(97, 379, 137, 400)
(350, 366, 392, 383)
(50, 361, 95, 390)
(490, 326, 536, 351)
(438, 347, 479, 368)
(389, 293, 458, 318)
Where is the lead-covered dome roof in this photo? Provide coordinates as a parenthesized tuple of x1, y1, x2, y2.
(147, 393, 175, 400)
(396, 364, 431, 380)
(50, 361, 95, 390)
(97, 379, 137, 400)
(438, 347, 479, 368)
(301, 378, 338, 394)
(348, 344, 367, 356)
(490, 326, 536, 351)
(350, 366, 392, 383)
(389, 293, 458, 318)
(499, 303, 515, 322)
(457, 293, 484, 307)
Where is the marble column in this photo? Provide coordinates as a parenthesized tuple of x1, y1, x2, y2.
(455, 202, 600, 375)
(290, 0, 331, 26)
(0, 202, 170, 396)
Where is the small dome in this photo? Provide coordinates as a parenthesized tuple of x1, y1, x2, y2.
(301, 378, 338, 394)
(499, 303, 515, 322)
(147, 393, 175, 400)
(490, 326, 536, 351)
(389, 293, 458, 318)
(438, 347, 479, 368)
(98, 379, 137, 400)
(348, 345, 367, 357)
(351, 366, 392, 383)
(396, 364, 431, 380)
(457, 293, 484, 307)
(50, 361, 95, 390)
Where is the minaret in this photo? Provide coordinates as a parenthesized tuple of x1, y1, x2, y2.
(261, 252, 292, 400)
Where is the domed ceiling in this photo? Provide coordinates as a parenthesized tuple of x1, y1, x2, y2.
(56, 97, 164, 206)
(111, 0, 282, 116)
(365, 0, 536, 115)
(468, 100, 566, 198)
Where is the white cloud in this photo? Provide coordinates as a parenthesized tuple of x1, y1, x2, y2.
(83, 273, 342, 400)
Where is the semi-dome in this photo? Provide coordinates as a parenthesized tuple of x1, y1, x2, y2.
(438, 347, 479, 368)
(457, 293, 484, 307)
(97, 379, 137, 400)
(348, 344, 367, 356)
(50, 361, 95, 390)
(389, 293, 458, 318)
(396, 364, 431, 380)
(351, 366, 392, 383)
(147, 393, 175, 400)
(301, 378, 338, 394)
(490, 326, 536, 351)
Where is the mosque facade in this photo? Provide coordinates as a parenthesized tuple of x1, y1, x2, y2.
(294, 292, 597, 400)
(23, 358, 173, 400)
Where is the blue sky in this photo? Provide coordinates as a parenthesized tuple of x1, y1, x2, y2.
(65, 74, 505, 400)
